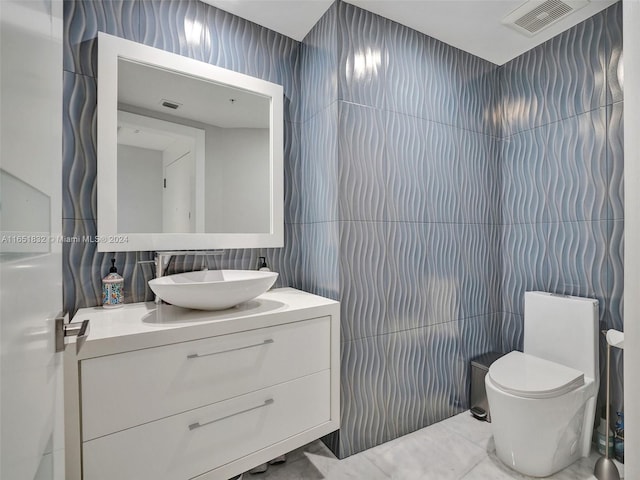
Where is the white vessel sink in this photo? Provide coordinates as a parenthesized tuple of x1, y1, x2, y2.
(148, 270, 278, 310)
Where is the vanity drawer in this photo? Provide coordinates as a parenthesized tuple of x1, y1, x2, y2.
(81, 316, 330, 440)
(82, 370, 330, 480)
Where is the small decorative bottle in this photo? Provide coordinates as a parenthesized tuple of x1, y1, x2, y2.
(102, 258, 124, 308)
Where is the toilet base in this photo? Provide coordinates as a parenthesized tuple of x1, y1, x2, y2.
(486, 376, 596, 478)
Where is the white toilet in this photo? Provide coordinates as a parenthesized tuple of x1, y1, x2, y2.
(486, 291, 599, 477)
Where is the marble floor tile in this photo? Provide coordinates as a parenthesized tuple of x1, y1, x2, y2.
(254, 439, 389, 480)
(463, 446, 609, 480)
(360, 422, 487, 480)
(251, 412, 623, 480)
(438, 411, 493, 449)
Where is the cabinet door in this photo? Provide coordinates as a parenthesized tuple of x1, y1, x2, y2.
(81, 316, 330, 440)
(83, 370, 330, 480)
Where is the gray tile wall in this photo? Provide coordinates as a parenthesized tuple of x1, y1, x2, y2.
(499, 2, 624, 415)
(301, 0, 624, 459)
(300, 1, 502, 458)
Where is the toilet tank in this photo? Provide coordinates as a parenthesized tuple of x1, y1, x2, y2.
(524, 291, 599, 381)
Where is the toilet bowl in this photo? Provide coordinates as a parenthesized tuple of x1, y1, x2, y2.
(486, 292, 599, 477)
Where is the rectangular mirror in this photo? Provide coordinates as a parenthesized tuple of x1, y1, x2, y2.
(97, 33, 283, 252)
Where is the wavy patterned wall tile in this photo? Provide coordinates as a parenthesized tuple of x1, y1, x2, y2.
(376, 14, 501, 134)
(300, 2, 337, 122)
(63, 71, 96, 220)
(605, 2, 623, 105)
(338, 103, 385, 221)
(339, 336, 389, 458)
(204, 6, 300, 106)
(608, 102, 624, 220)
(62, 219, 155, 315)
(607, 219, 624, 331)
(545, 109, 608, 222)
(387, 315, 501, 438)
(500, 11, 606, 136)
(165, 250, 252, 274)
(385, 113, 459, 223)
(140, 1, 300, 111)
(501, 127, 547, 224)
(388, 120, 496, 220)
(420, 224, 465, 323)
(461, 225, 501, 320)
(385, 223, 428, 333)
(382, 22, 424, 120)
(501, 223, 549, 316)
(456, 51, 501, 136)
(302, 222, 340, 301)
(384, 22, 457, 128)
(458, 130, 500, 224)
(339, 221, 387, 341)
(212, 249, 257, 270)
(283, 120, 302, 225)
(386, 322, 466, 439)
(386, 223, 466, 334)
(337, 1, 387, 109)
(64, 0, 140, 76)
(301, 102, 339, 223)
(501, 313, 524, 352)
(266, 223, 304, 289)
(140, 0, 210, 62)
(461, 314, 503, 361)
(546, 221, 609, 323)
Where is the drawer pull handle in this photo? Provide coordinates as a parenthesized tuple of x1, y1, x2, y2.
(188, 398, 274, 431)
(186, 338, 274, 359)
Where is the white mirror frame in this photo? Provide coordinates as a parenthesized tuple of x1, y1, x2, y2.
(97, 32, 284, 252)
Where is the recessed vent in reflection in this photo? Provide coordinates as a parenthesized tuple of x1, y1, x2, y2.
(161, 99, 181, 110)
(503, 0, 589, 36)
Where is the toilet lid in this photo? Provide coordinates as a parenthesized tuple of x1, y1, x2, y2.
(488, 351, 584, 399)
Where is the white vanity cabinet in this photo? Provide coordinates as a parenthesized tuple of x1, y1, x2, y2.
(64, 288, 340, 480)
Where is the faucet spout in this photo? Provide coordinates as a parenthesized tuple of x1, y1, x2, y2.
(155, 253, 173, 280)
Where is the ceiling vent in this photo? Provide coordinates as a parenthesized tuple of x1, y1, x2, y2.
(160, 99, 181, 110)
(503, 0, 590, 36)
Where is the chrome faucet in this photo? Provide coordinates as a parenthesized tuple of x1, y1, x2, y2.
(154, 251, 175, 280)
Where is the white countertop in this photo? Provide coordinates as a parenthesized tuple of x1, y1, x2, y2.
(71, 288, 339, 359)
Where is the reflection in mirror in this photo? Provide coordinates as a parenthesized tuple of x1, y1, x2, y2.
(117, 58, 271, 235)
(117, 111, 205, 233)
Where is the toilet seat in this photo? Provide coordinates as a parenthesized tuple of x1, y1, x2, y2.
(489, 351, 584, 399)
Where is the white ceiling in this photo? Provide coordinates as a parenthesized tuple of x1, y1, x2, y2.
(118, 58, 271, 129)
(201, 0, 617, 65)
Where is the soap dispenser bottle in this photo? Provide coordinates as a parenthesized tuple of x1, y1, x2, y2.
(258, 256, 270, 272)
(102, 258, 124, 308)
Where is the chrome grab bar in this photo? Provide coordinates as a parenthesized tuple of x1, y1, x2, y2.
(188, 398, 274, 431)
(186, 339, 274, 359)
